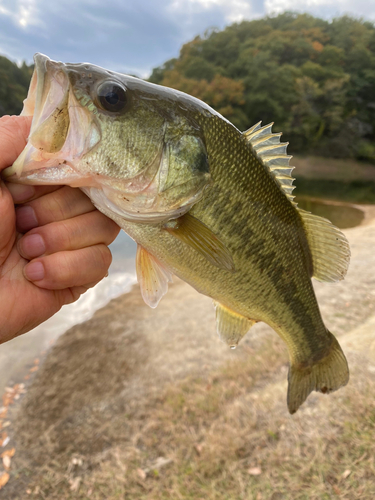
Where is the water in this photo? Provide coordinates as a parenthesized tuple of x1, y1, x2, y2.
(296, 197, 364, 229)
(108, 229, 137, 274)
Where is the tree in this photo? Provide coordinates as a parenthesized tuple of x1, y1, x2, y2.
(149, 13, 375, 162)
(0, 56, 33, 116)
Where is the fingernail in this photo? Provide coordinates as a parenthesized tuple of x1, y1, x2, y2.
(24, 261, 45, 281)
(19, 233, 46, 258)
(16, 205, 38, 231)
(6, 183, 35, 203)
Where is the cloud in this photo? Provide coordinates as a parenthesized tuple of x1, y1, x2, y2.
(265, 0, 375, 19)
(0, 0, 41, 28)
(0, 0, 186, 75)
(168, 0, 265, 26)
(0, 0, 373, 77)
(169, 0, 255, 23)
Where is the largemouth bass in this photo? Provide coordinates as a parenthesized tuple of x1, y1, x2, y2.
(3, 54, 350, 413)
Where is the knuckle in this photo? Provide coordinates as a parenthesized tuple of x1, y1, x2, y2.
(50, 194, 68, 221)
(58, 220, 74, 249)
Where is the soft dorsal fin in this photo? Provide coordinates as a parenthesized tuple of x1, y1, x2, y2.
(299, 210, 350, 282)
(243, 122, 296, 205)
(214, 302, 255, 348)
(136, 245, 173, 308)
(244, 121, 350, 282)
(164, 213, 235, 272)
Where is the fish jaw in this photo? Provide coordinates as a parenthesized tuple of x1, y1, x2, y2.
(3, 53, 101, 187)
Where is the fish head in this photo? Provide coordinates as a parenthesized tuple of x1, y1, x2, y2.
(4, 53, 211, 223)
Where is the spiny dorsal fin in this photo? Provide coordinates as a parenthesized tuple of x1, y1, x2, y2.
(244, 122, 296, 205)
(299, 209, 350, 282)
(214, 302, 255, 348)
(243, 121, 262, 137)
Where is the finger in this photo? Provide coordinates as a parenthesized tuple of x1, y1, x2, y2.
(18, 211, 120, 259)
(6, 183, 62, 204)
(0, 181, 16, 264)
(0, 116, 32, 172)
(23, 244, 112, 289)
(16, 186, 95, 232)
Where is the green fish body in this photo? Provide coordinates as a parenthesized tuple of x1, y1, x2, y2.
(4, 54, 350, 413)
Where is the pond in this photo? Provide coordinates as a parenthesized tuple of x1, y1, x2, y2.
(295, 196, 365, 229)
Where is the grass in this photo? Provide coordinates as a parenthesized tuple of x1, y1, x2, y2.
(10, 337, 375, 500)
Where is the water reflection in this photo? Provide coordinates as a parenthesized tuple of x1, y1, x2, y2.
(296, 196, 364, 229)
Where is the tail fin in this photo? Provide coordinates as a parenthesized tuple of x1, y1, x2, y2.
(287, 333, 349, 414)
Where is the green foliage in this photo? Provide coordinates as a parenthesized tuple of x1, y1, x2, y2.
(149, 13, 375, 162)
(0, 55, 33, 116)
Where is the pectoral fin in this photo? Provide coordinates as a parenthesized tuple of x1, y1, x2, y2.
(136, 245, 173, 308)
(214, 302, 255, 348)
(164, 213, 235, 272)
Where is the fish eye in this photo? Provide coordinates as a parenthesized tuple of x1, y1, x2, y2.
(97, 81, 127, 113)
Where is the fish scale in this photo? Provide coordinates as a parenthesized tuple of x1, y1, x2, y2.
(4, 53, 351, 414)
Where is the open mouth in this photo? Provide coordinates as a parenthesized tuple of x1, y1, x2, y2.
(2, 53, 101, 186)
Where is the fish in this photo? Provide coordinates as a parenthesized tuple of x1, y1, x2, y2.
(3, 53, 351, 414)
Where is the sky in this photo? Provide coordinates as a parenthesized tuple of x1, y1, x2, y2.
(0, 0, 374, 78)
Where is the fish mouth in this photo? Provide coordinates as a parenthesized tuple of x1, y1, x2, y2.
(3, 53, 100, 186)
(3, 54, 211, 224)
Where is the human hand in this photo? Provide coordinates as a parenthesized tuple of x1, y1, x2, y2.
(0, 115, 120, 343)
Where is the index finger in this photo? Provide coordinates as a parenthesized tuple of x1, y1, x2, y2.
(0, 115, 32, 172)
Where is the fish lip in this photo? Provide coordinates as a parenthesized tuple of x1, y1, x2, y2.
(24, 53, 67, 122)
(6, 53, 101, 182)
(7, 53, 69, 178)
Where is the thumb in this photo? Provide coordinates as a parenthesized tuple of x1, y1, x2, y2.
(0, 115, 32, 264)
(0, 180, 16, 265)
(0, 115, 32, 173)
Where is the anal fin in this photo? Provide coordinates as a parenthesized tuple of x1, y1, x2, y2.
(214, 302, 255, 348)
(164, 213, 235, 272)
(136, 245, 173, 308)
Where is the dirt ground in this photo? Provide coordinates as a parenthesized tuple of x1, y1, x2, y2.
(1, 205, 375, 499)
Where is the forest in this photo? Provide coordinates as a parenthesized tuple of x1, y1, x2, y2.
(1, 13, 375, 162)
(150, 13, 375, 162)
(0, 56, 33, 116)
